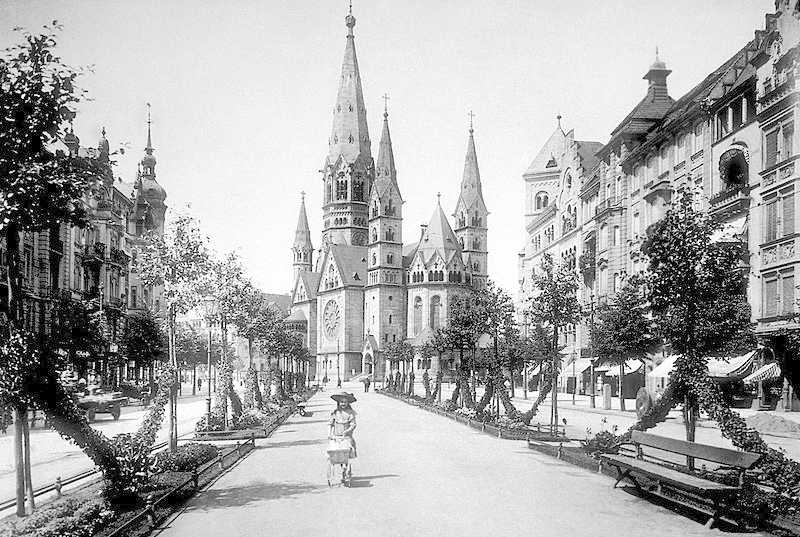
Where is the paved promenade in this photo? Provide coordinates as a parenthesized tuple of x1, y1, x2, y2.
(155, 383, 762, 537)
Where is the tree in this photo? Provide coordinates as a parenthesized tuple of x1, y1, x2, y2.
(592, 277, 658, 410)
(121, 309, 166, 387)
(48, 293, 107, 377)
(173, 323, 210, 395)
(383, 341, 413, 394)
(0, 26, 108, 515)
(135, 212, 210, 450)
(522, 253, 580, 428)
(636, 188, 757, 451)
(442, 293, 483, 408)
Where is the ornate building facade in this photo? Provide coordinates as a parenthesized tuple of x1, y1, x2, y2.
(0, 111, 168, 383)
(289, 9, 489, 382)
(518, 0, 800, 407)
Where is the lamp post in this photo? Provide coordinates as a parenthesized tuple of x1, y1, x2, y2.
(336, 339, 342, 388)
(201, 296, 219, 420)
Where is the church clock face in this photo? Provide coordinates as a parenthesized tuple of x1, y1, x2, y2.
(323, 299, 341, 339)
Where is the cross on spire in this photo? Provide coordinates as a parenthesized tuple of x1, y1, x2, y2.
(301, 190, 306, 200)
(468, 110, 475, 134)
(145, 102, 153, 151)
(349, 0, 352, 15)
(382, 93, 390, 117)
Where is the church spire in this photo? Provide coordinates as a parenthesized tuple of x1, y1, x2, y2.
(141, 103, 157, 177)
(457, 113, 485, 212)
(375, 94, 396, 186)
(292, 192, 314, 281)
(328, 4, 371, 163)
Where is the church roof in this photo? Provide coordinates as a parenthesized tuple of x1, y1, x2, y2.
(298, 271, 321, 301)
(327, 10, 371, 165)
(402, 241, 419, 268)
(294, 194, 313, 249)
(328, 244, 368, 287)
(455, 128, 486, 213)
(262, 293, 292, 315)
(284, 308, 307, 323)
(418, 201, 461, 264)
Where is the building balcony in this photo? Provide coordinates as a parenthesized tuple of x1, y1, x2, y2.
(109, 246, 130, 266)
(578, 251, 596, 278)
(709, 185, 749, 217)
(594, 197, 621, 217)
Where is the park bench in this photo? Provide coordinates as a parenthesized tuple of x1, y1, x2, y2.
(600, 430, 762, 529)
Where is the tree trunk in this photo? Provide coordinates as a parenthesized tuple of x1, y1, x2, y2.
(167, 304, 178, 452)
(520, 376, 553, 425)
(551, 326, 559, 430)
(475, 375, 495, 412)
(14, 408, 25, 517)
(683, 395, 697, 470)
(192, 363, 197, 396)
(619, 362, 626, 411)
(22, 412, 34, 512)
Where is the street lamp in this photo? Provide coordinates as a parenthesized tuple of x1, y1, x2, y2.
(201, 296, 219, 420)
(586, 294, 596, 409)
(336, 339, 342, 388)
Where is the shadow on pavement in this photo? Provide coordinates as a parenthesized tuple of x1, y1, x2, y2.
(347, 474, 399, 488)
(267, 439, 327, 448)
(185, 482, 325, 511)
(289, 419, 329, 425)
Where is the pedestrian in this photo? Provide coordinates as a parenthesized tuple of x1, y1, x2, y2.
(364, 376, 371, 392)
(198, 378, 203, 391)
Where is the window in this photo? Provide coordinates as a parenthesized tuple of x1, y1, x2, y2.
(613, 226, 620, 246)
(413, 297, 423, 335)
(676, 135, 685, 162)
(766, 130, 780, 167)
(633, 212, 641, 237)
(693, 123, 704, 154)
(599, 224, 607, 250)
(613, 273, 621, 293)
(647, 156, 657, 180)
(535, 192, 549, 210)
(387, 253, 394, 265)
(430, 296, 442, 330)
(782, 270, 795, 315)
(615, 177, 622, 199)
(764, 188, 794, 242)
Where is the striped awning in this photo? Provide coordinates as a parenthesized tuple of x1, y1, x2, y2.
(743, 362, 781, 385)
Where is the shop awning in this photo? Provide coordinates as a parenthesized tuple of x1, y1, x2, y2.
(595, 359, 642, 376)
(710, 214, 747, 243)
(648, 351, 757, 380)
(743, 362, 781, 385)
(560, 358, 594, 378)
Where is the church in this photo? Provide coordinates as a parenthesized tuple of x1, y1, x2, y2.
(286, 8, 489, 382)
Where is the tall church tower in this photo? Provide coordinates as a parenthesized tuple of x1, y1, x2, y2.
(292, 192, 314, 284)
(321, 8, 374, 248)
(365, 104, 405, 345)
(137, 105, 167, 235)
(453, 120, 489, 289)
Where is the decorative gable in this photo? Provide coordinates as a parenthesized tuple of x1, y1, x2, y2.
(321, 257, 341, 291)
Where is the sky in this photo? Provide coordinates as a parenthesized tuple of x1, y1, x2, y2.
(0, 0, 776, 296)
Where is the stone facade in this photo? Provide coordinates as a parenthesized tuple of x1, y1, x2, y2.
(0, 115, 167, 383)
(517, 0, 800, 399)
(288, 9, 489, 382)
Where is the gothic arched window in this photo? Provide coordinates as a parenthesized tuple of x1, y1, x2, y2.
(413, 297, 423, 336)
(430, 295, 442, 330)
(535, 192, 549, 210)
(372, 201, 379, 218)
(353, 179, 364, 201)
(372, 253, 377, 266)
(371, 228, 377, 242)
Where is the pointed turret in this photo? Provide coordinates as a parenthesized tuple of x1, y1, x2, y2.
(328, 8, 371, 164)
(321, 7, 375, 248)
(292, 192, 314, 283)
(375, 103, 396, 185)
(453, 116, 488, 290)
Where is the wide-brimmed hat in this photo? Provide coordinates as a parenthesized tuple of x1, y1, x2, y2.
(331, 391, 357, 404)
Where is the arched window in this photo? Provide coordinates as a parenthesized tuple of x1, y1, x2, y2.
(386, 198, 394, 216)
(473, 238, 480, 250)
(430, 296, 442, 330)
(413, 297, 423, 335)
(372, 253, 377, 266)
(458, 212, 466, 227)
(535, 192, 549, 210)
(387, 253, 394, 265)
(385, 228, 394, 241)
(459, 237, 464, 248)
(371, 228, 377, 242)
(371, 201, 379, 218)
(353, 179, 364, 201)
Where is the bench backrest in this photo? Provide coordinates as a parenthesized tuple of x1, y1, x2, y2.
(631, 430, 762, 469)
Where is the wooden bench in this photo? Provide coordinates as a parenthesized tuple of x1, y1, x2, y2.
(600, 430, 762, 529)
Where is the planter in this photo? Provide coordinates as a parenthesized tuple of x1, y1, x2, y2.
(194, 409, 291, 441)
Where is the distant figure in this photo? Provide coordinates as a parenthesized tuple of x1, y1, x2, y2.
(363, 376, 371, 392)
(197, 378, 203, 391)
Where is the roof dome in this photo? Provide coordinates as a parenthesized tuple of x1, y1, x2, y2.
(140, 176, 166, 202)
